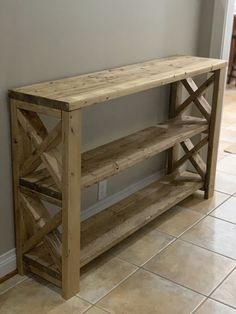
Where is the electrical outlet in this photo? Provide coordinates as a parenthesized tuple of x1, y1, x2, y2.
(98, 180, 107, 200)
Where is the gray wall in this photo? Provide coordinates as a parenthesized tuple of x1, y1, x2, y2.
(0, 0, 202, 255)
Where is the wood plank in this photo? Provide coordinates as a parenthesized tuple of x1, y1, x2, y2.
(20, 116, 208, 199)
(181, 139, 207, 179)
(23, 244, 62, 287)
(182, 77, 212, 121)
(15, 99, 61, 118)
(172, 136, 208, 171)
(19, 193, 62, 271)
(17, 110, 62, 189)
(9, 56, 227, 111)
(23, 210, 62, 254)
(20, 186, 62, 207)
(176, 76, 214, 119)
(21, 121, 61, 176)
(82, 117, 208, 187)
(80, 171, 203, 266)
(20, 168, 61, 200)
(61, 110, 81, 299)
(205, 68, 227, 198)
(10, 100, 25, 274)
(168, 81, 183, 173)
(23, 171, 203, 274)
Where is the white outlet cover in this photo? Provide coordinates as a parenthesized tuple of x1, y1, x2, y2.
(98, 180, 107, 200)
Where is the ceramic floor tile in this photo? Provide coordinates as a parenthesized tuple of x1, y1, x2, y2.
(181, 216, 236, 259)
(211, 270, 236, 308)
(77, 254, 137, 304)
(144, 240, 235, 295)
(219, 129, 236, 143)
(84, 306, 109, 314)
(0, 274, 27, 295)
(150, 206, 204, 237)
(97, 269, 204, 314)
(114, 226, 174, 266)
(195, 299, 236, 314)
(215, 171, 236, 195)
(217, 157, 236, 176)
(211, 197, 236, 224)
(0, 278, 90, 314)
(178, 190, 229, 215)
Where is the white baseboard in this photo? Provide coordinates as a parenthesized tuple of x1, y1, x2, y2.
(0, 168, 166, 277)
(0, 249, 16, 278)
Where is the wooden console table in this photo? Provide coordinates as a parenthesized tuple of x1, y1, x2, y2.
(9, 55, 227, 299)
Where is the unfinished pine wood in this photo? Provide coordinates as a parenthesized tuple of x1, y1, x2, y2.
(167, 81, 183, 173)
(20, 168, 61, 201)
(10, 100, 25, 274)
(80, 171, 203, 266)
(23, 244, 62, 287)
(205, 68, 227, 198)
(21, 121, 61, 176)
(9, 56, 226, 111)
(17, 110, 62, 188)
(9, 55, 227, 300)
(181, 139, 207, 179)
(22, 210, 62, 254)
(176, 76, 213, 120)
(172, 136, 208, 171)
(61, 110, 81, 299)
(23, 171, 202, 269)
(19, 193, 62, 271)
(181, 77, 212, 121)
(19, 116, 208, 201)
(15, 99, 61, 118)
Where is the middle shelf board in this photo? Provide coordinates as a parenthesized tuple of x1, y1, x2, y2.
(20, 116, 208, 201)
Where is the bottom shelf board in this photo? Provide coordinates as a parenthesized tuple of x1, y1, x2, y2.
(24, 170, 203, 275)
(23, 245, 62, 287)
(80, 171, 203, 266)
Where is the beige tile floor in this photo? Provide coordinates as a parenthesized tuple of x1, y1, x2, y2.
(2, 87, 236, 313)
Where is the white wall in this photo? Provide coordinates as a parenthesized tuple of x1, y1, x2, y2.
(0, 0, 202, 258)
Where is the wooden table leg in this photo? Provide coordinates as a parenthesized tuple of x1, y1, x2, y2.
(62, 110, 82, 299)
(205, 68, 227, 199)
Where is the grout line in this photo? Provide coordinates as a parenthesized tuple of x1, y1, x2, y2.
(93, 305, 113, 314)
(88, 266, 140, 306)
(209, 214, 236, 226)
(83, 304, 112, 314)
(81, 304, 93, 314)
(209, 297, 236, 311)
(191, 298, 208, 313)
(179, 237, 236, 262)
(208, 265, 236, 299)
(140, 267, 207, 298)
(116, 236, 177, 268)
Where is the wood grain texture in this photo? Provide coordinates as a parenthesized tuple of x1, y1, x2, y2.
(168, 81, 184, 173)
(61, 110, 81, 299)
(80, 171, 203, 266)
(205, 68, 227, 198)
(10, 100, 25, 274)
(23, 244, 62, 287)
(19, 193, 62, 271)
(22, 171, 203, 270)
(19, 116, 208, 201)
(9, 56, 227, 111)
(9, 55, 227, 300)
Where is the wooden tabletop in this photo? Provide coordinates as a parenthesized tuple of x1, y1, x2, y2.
(9, 55, 227, 111)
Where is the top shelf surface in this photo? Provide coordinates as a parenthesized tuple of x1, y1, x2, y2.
(10, 55, 227, 111)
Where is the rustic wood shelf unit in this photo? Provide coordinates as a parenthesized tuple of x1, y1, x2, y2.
(9, 55, 227, 299)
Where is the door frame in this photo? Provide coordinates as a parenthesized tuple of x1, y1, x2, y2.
(210, 0, 235, 59)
